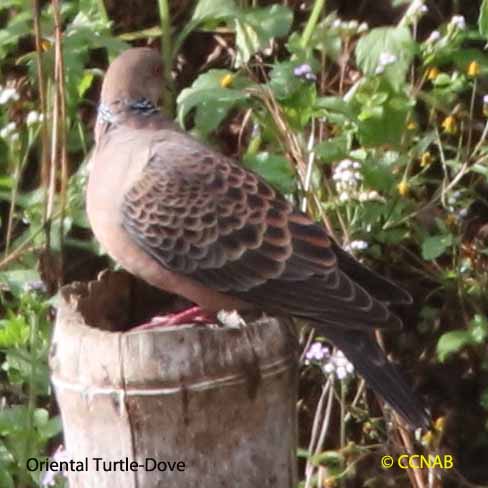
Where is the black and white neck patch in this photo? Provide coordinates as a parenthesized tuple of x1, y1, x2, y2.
(97, 98, 160, 125)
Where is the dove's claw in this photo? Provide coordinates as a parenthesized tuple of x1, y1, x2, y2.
(133, 306, 217, 330)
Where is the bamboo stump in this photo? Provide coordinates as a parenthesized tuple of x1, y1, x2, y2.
(50, 270, 298, 487)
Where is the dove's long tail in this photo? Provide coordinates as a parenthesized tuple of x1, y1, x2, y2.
(317, 324, 430, 429)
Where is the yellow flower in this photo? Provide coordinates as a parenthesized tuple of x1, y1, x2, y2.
(407, 121, 417, 130)
(421, 430, 434, 448)
(330, 125, 341, 135)
(397, 180, 409, 197)
(421, 416, 446, 448)
(442, 115, 458, 134)
(467, 60, 480, 78)
(427, 67, 440, 80)
(420, 151, 432, 167)
(446, 213, 457, 226)
(41, 38, 51, 52)
(434, 416, 446, 432)
(219, 73, 234, 88)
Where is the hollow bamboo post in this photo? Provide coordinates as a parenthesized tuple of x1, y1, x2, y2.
(50, 270, 298, 487)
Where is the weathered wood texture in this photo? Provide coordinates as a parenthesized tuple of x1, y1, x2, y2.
(50, 270, 298, 487)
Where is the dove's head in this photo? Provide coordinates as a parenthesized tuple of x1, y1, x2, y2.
(101, 48, 163, 108)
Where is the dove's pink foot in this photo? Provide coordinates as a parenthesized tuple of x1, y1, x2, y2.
(133, 306, 217, 331)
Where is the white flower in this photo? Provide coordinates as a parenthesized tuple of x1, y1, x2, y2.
(332, 19, 342, 29)
(0, 87, 19, 105)
(336, 159, 352, 171)
(344, 240, 369, 253)
(0, 122, 17, 140)
(483, 94, 488, 105)
(447, 190, 461, 206)
(358, 22, 369, 34)
(293, 63, 317, 82)
(334, 159, 363, 178)
(402, 0, 428, 24)
(305, 343, 354, 380)
(305, 342, 330, 363)
(375, 52, 398, 74)
(358, 190, 380, 202)
(321, 350, 355, 380)
(426, 30, 441, 43)
(351, 240, 368, 251)
(26, 110, 43, 126)
(409, 0, 428, 14)
(379, 52, 398, 66)
(333, 159, 365, 201)
(347, 20, 358, 31)
(450, 15, 466, 30)
(23, 280, 48, 294)
(323, 363, 334, 374)
(339, 170, 354, 182)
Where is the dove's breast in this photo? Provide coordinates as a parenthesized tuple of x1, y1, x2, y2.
(86, 129, 249, 313)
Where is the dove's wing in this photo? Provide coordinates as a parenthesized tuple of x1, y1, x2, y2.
(120, 132, 404, 331)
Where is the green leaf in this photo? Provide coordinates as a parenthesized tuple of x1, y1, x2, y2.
(479, 0, 488, 39)
(296, 448, 310, 459)
(352, 78, 412, 146)
(315, 96, 352, 116)
(33, 408, 49, 429)
(235, 19, 260, 66)
(268, 62, 303, 99)
(4, 351, 50, 395)
(481, 389, 488, 411)
(0, 10, 32, 59)
(243, 152, 295, 193)
(0, 316, 30, 348)
(176, 70, 249, 129)
(315, 135, 351, 164)
(243, 5, 292, 40)
(362, 157, 396, 193)
(472, 161, 488, 177)
(376, 227, 409, 245)
(421, 234, 453, 261)
(0, 269, 41, 297)
(192, 0, 238, 22)
(235, 5, 292, 65)
(119, 26, 162, 41)
(355, 26, 415, 91)
(0, 406, 29, 435)
(450, 48, 488, 76)
(77, 70, 95, 98)
(37, 416, 62, 441)
(0, 441, 14, 465)
(0, 467, 14, 488)
(469, 314, 488, 344)
(194, 103, 234, 137)
(281, 83, 316, 129)
(437, 330, 474, 362)
(311, 450, 344, 467)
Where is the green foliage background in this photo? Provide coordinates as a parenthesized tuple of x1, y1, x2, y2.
(0, 0, 488, 486)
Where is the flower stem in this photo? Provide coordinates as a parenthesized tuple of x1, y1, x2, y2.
(301, 0, 327, 48)
(158, 0, 174, 115)
(95, 0, 109, 24)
